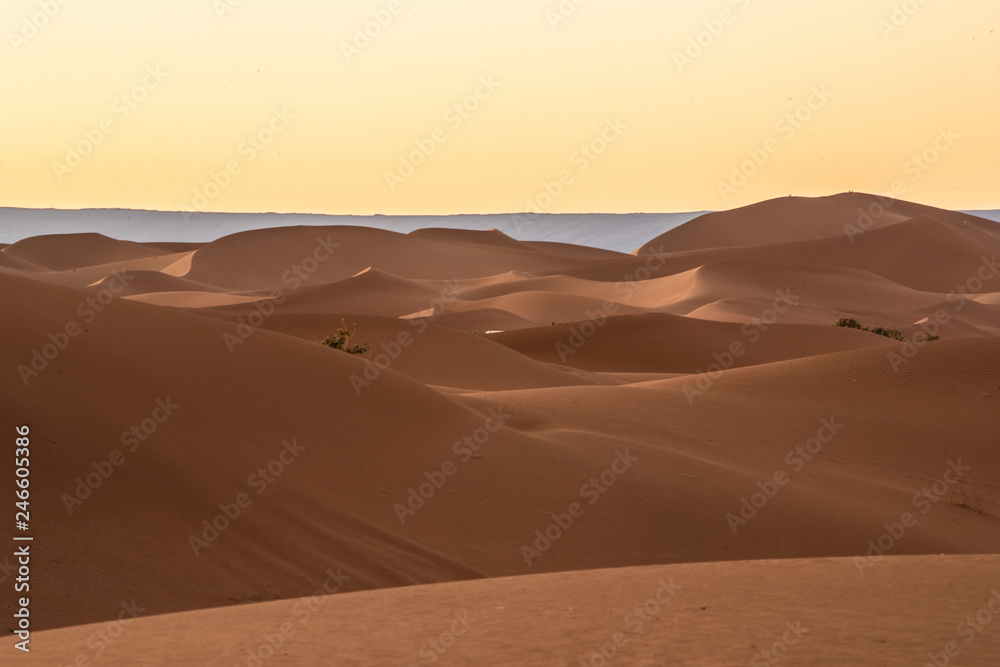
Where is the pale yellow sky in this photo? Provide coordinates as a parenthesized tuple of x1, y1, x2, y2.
(2, 0, 998, 215)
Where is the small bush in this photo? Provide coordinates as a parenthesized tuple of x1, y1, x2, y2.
(833, 317, 863, 330)
(320, 321, 369, 355)
(834, 317, 910, 341)
(916, 331, 940, 342)
(869, 326, 905, 342)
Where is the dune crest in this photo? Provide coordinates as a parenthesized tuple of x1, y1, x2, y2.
(3, 193, 997, 663)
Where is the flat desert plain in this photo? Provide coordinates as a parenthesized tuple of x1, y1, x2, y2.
(2, 193, 999, 665)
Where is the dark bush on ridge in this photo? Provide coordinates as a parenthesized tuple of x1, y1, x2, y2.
(320, 321, 369, 355)
(833, 317, 912, 342)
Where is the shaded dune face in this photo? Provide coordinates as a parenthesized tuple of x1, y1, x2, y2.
(2, 193, 997, 664)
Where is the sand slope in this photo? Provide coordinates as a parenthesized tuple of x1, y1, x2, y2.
(1, 232, 169, 271)
(1, 193, 998, 665)
(637, 192, 1000, 253)
(14, 556, 999, 666)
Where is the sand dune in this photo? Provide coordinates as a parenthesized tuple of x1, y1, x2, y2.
(637, 213, 999, 296)
(422, 290, 655, 327)
(489, 312, 891, 372)
(233, 267, 444, 317)
(1, 232, 169, 271)
(3, 270, 502, 628)
(412, 307, 541, 333)
(407, 226, 537, 250)
(124, 291, 272, 308)
(15, 555, 1000, 666)
(2, 193, 998, 663)
(179, 225, 622, 291)
(637, 192, 1000, 253)
(201, 311, 607, 391)
(4, 252, 196, 290)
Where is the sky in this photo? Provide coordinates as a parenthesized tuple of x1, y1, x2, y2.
(2, 0, 998, 216)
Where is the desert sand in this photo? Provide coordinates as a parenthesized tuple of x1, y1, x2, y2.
(2, 193, 998, 664)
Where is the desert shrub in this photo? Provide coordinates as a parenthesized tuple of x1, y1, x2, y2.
(833, 317, 910, 341)
(320, 321, 369, 355)
(833, 317, 863, 330)
(869, 326, 906, 342)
